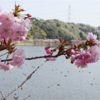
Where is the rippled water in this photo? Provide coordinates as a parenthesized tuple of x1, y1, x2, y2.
(0, 46, 100, 100)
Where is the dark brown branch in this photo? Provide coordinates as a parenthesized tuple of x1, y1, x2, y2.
(1, 54, 60, 62)
(1, 60, 47, 100)
(1, 45, 73, 62)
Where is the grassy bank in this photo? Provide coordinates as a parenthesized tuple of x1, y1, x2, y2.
(16, 41, 59, 47)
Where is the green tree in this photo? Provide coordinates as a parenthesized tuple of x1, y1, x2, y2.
(79, 32, 86, 40)
(40, 30, 47, 39)
(26, 31, 33, 40)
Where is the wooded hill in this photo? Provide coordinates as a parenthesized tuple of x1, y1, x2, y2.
(26, 17, 100, 42)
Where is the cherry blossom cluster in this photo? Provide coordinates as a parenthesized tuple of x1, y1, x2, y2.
(0, 5, 31, 71)
(0, 7, 32, 42)
(70, 32, 100, 68)
(10, 49, 26, 68)
(44, 32, 100, 68)
(0, 4, 100, 72)
(45, 46, 56, 61)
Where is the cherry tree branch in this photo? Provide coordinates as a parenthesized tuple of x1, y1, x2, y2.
(22, 95, 30, 100)
(1, 54, 60, 62)
(1, 60, 47, 100)
(0, 91, 5, 100)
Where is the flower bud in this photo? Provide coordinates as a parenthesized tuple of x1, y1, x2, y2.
(70, 49, 75, 54)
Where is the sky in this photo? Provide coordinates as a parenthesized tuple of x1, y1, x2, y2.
(0, 0, 100, 27)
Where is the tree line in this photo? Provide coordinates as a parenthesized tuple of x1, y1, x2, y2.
(26, 17, 100, 42)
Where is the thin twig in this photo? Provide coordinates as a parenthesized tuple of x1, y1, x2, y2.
(1, 60, 47, 100)
(0, 91, 5, 100)
(22, 95, 30, 100)
(0, 52, 9, 57)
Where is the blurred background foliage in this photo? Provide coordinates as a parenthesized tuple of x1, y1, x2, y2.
(26, 17, 100, 42)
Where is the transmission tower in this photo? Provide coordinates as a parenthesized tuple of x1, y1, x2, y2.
(68, 6, 71, 23)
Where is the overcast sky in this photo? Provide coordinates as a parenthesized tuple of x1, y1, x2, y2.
(0, 0, 100, 27)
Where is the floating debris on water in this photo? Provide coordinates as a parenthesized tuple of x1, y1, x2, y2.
(21, 87, 23, 90)
(57, 84, 61, 86)
(22, 73, 27, 76)
(3, 78, 6, 80)
(23, 83, 25, 85)
(64, 75, 67, 77)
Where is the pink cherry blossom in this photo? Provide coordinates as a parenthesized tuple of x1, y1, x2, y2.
(0, 24, 13, 39)
(45, 54, 56, 61)
(0, 9, 32, 42)
(10, 60, 24, 68)
(45, 46, 52, 54)
(12, 49, 26, 63)
(75, 52, 91, 68)
(45, 46, 49, 50)
(0, 63, 13, 71)
(27, 14, 31, 19)
(10, 49, 26, 68)
(70, 49, 75, 54)
(75, 59, 88, 68)
(21, 18, 32, 31)
(10, 18, 32, 41)
(87, 45, 100, 62)
(19, 35, 27, 41)
(12, 24, 26, 41)
(70, 49, 79, 55)
(0, 12, 15, 26)
(27, 14, 31, 17)
(75, 51, 79, 54)
(71, 57, 75, 62)
(87, 32, 98, 44)
(46, 48, 52, 54)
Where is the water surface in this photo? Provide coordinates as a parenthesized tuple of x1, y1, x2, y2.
(0, 46, 100, 100)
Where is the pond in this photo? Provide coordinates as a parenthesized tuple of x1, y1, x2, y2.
(0, 46, 100, 100)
